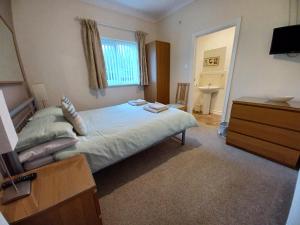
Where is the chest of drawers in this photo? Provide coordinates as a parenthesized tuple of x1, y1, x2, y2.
(227, 97, 300, 168)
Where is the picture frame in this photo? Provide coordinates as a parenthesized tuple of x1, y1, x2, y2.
(203, 56, 220, 67)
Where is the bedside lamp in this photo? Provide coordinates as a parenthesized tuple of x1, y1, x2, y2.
(0, 90, 31, 204)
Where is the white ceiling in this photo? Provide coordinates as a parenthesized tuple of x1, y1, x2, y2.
(81, 0, 194, 22)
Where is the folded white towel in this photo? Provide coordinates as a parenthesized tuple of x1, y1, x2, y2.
(128, 99, 147, 106)
(148, 102, 168, 110)
(143, 105, 168, 113)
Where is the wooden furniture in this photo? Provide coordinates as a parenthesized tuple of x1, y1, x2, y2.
(145, 41, 170, 104)
(0, 155, 102, 225)
(168, 83, 190, 111)
(227, 97, 300, 168)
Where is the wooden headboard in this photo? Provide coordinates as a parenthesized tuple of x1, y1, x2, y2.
(9, 97, 36, 132)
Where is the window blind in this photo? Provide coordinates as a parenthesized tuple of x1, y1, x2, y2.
(101, 38, 140, 86)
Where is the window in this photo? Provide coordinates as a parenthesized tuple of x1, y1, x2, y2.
(101, 38, 140, 86)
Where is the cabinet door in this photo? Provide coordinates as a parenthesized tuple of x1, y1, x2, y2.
(144, 42, 157, 102)
(156, 41, 170, 104)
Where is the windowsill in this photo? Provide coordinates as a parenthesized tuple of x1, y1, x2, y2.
(107, 84, 140, 88)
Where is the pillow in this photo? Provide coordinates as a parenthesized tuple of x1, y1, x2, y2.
(62, 96, 73, 106)
(16, 115, 77, 153)
(23, 155, 55, 171)
(61, 102, 87, 136)
(32, 107, 63, 120)
(18, 138, 78, 163)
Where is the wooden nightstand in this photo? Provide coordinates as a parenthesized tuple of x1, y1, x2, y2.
(0, 155, 102, 225)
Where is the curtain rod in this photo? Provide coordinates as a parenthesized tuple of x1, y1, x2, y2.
(75, 17, 148, 35)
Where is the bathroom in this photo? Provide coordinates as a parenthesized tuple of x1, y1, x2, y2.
(191, 26, 236, 126)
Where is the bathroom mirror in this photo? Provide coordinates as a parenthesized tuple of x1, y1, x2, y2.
(0, 17, 23, 83)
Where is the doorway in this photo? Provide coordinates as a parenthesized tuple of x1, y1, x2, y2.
(189, 19, 241, 127)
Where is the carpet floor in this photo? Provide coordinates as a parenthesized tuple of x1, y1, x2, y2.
(94, 125, 297, 225)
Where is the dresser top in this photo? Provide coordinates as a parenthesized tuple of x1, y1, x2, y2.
(234, 97, 300, 112)
(0, 155, 96, 223)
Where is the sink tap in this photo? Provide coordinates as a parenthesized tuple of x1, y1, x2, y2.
(208, 83, 212, 87)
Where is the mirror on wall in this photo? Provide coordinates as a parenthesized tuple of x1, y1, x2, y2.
(0, 17, 23, 83)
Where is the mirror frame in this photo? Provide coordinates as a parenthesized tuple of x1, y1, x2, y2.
(0, 15, 24, 84)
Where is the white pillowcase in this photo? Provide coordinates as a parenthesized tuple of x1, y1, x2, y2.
(61, 102, 87, 136)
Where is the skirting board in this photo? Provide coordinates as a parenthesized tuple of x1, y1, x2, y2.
(193, 105, 222, 115)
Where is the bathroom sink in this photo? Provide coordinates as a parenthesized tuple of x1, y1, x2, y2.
(198, 86, 220, 114)
(198, 86, 220, 93)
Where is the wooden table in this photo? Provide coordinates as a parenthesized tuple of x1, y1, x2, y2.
(0, 155, 102, 225)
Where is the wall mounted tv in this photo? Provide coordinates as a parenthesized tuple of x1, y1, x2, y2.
(269, 24, 300, 55)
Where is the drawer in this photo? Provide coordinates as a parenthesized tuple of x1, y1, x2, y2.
(231, 103, 300, 131)
(228, 118, 300, 150)
(226, 131, 300, 168)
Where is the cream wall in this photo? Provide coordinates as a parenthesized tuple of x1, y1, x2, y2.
(157, 0, 300, 121)
(12, 0, 157, 110)
(11, 0, 300, 116)
(0, 0, 29, 111)
(193, 27, 235, 115)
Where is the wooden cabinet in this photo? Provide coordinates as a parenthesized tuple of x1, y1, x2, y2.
(145, 41, 170, 104)
(227, 97, 300, 168)
(0, 155, 102, 225)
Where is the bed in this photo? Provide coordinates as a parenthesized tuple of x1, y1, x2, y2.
(55, 103, 198, 172)
(8, 100, 198, 173)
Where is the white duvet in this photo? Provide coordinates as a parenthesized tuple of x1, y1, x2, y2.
(54, 103, 198, 173)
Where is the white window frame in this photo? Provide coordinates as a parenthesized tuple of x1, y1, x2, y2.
(101, 37, 140, 87)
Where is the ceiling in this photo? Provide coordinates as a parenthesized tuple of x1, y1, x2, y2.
(81, 0, 194, 22)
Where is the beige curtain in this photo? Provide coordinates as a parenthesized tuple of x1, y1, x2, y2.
(81, 19, 107, 89)
(135, 31, 149, 86)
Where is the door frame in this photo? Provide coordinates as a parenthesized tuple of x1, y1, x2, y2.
(188, 17, 242, 122)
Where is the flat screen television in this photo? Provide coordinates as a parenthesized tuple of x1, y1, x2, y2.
(269, 24, 300, 54)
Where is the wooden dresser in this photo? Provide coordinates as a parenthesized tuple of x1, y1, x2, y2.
(0, 155, 102, 225)
(145, 41, 170, 104)
(227, 97, 300, 168)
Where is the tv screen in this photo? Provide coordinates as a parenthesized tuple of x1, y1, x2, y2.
(269, 25, 300, 55)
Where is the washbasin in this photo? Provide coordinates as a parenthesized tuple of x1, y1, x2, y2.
(199, 86, 220, 93)
(198, 86, 220, 114)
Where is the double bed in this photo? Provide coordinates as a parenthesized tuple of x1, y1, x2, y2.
(9, 99, 198, 173)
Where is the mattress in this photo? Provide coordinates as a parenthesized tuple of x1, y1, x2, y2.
(54, 103, 198, 173)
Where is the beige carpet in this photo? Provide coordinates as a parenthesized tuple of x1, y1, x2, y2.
(94, 125, 297, 225)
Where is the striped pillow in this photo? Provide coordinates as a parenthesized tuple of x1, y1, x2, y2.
(61, 102, 87, 136)
(61, 96, 73, 106)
